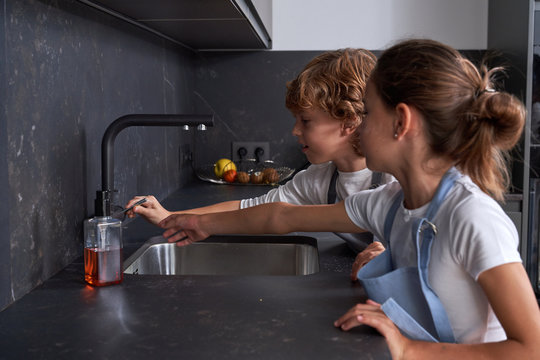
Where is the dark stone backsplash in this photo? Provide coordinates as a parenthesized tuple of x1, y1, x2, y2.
(0, 0, 198, 309)
(0, 0, 320, 311)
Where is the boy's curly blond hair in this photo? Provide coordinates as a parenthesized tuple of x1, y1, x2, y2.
(285, 48, 376, 131)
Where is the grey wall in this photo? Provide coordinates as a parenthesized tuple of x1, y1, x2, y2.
(0, 0, 199, 310)
(193, 51, 323, 169)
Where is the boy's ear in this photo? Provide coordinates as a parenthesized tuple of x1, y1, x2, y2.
(341, 116, 360, 135)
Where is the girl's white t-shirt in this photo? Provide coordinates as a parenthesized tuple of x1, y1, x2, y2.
(240, 162, 393, 251)
(344, 174, 521, 344)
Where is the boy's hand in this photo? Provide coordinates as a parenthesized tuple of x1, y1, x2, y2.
(159, 214, 210, 246)
(350, 241, 386, 281)
(125, 195, 171, 226)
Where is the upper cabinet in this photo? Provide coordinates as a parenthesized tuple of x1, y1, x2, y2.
(79, 0, 272, 50)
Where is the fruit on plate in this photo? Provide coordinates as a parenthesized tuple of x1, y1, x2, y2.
(214, 158, 236, 178)
(223, 169, 237, 183)
(250, 171, 263, 184)
(236, 171, 250, 184)
(262, 168, 279, 184)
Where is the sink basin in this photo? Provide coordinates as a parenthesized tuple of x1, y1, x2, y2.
(123, 235, 319, 276)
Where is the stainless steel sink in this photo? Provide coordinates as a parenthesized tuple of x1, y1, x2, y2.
(123, 235, 319, 276)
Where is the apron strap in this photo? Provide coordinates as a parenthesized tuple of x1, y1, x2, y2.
(369, 172, 383, 189)
(327, 167, 339, 204)
(383, 167, 460, 343)
(383, 192, 403, 252)
(412, 168, 460, 343)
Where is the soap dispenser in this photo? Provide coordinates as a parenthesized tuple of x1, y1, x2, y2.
(84, 190, 123, 286)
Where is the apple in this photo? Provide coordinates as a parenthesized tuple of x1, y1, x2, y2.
(214, 158, 236, 178)
(223, 169, 237, 183)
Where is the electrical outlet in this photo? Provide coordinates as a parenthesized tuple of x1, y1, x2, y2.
(232, 141, 270, 162)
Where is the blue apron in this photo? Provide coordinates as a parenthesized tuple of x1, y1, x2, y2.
(356, 168, 460, 343)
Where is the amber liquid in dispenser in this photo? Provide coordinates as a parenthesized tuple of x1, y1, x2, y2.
(84, 215, 123, 286)
(84, 247, 123, 286)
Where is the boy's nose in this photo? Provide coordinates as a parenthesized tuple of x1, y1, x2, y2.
(291, 120, 301, 136)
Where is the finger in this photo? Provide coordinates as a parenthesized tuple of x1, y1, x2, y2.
(350, 262, 360, 281)
(356, 311, 401, 341)
(163, 227, 183, 239)
(336, 314, 364, 331)
(163, 230, 186, 243)
(125, 196, 145, 209)
(175, 238, 195, 247)
(334, 303, 381, 328)
(334, 305, 360, 327)
(366, 299, 381, 307)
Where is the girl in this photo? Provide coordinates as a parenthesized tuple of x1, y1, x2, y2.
(158, 39, 540, 358)
(126, 48, 392, 272)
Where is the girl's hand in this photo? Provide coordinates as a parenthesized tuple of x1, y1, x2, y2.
(125, 195, 171, 226)
(334, 300, 408, 359)
(158, 214, 210, 246)
(350, 241, 386, 281)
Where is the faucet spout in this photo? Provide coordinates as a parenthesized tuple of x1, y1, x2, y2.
(96, 114, 214, 216)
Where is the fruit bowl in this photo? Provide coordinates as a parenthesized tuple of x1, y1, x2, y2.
(195, 159, 295, 185)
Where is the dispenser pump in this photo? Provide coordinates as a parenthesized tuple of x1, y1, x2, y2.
(94, 190, 112, 217)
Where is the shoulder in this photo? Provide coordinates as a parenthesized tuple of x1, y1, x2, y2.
(344, 181, 402, 229)
(442, 175, 520, 278)
(445, 176, 514, 229)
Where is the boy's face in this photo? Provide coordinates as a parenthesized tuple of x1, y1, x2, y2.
(291, 107, 354, 165)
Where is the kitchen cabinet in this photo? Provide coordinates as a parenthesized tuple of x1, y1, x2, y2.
(78, 0, 272, 50)
(488, 0, 539, 297)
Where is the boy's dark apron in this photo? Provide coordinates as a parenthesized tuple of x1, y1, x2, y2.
(327, 169, 383, 204)
(356, 168, 460, 343)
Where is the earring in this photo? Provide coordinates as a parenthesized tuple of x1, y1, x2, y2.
(393, 133, 398, 138)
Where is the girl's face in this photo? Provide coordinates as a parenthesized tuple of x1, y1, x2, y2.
(358, 82, 396, 172)
(291, 107, 353, 165)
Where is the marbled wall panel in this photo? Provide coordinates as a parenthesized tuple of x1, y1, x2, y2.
(0, 0, 12, 309)
(1, 0, 197, 309)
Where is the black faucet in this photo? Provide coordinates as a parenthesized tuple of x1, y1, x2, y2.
(95, 114, 214, 217)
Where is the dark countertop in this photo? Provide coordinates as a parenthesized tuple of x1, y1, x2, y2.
(0, 180, 391, 359)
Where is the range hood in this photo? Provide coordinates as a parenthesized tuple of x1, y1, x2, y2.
(78, 0, 272, 51)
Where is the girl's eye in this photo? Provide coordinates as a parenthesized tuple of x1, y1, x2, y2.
(301, 118, 310, 124)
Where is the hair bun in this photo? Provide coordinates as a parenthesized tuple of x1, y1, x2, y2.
(474, 91, 525, 150)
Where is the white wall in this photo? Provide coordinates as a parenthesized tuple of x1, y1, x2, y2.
(271, 0, 488, 50)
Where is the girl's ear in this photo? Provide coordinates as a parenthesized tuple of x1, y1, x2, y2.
(393, 103, 413, 139)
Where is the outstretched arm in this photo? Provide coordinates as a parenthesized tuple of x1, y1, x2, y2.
(158, 201, 365, 246)
(125, 195, 241, 226)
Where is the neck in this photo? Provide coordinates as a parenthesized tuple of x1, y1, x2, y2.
(394, 162, 453, 210)
(332, 155, 367, 173)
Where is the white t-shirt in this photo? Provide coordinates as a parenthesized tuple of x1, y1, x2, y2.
(344, 174, 522, 344)
(240, 162, 393, 251)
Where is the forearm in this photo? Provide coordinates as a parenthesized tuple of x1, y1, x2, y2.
(403, 339, 536, 360)
(171, 200, 241, 215)
(198, 202, 363, 236)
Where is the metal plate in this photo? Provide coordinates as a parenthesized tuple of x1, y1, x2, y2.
(195, 159, 294, 185)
